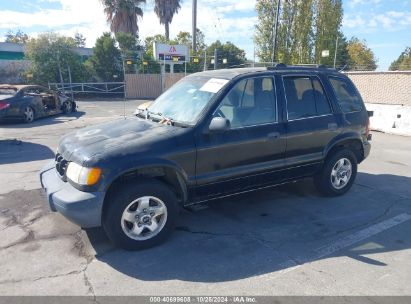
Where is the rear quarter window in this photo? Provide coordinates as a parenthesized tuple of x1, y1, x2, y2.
(329, 77, 363, 113)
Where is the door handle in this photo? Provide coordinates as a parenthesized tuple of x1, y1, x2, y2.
(267, 132, 280, 140)
(328, 123, 338, 131)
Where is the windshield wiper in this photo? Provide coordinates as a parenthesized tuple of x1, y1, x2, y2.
(146, 110, 174, 125)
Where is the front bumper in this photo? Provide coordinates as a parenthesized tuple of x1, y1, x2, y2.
(39, 160, 104, 228)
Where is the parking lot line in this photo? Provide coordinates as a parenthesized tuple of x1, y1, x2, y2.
(275, 213, 411, 275)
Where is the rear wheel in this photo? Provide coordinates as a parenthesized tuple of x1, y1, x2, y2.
(103, 179, 179, 250)
(62, 101, 73, 114)
(23, 106, 34, 123)
(314, 149, 357, 196)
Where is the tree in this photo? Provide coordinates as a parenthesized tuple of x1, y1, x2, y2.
(154, 0, 181, 41)
(172, 29, 206, 54)
(254, 0, 315, 65)
(314, 0, 343, 66)
(346, 37, 377, 71)
(5, 30, 29, 44)
(116, 32, 144, 73)
(74, 32, 86, 48)
(289, 0, 314, 64)
(101, 0, 146, 36)
(276, 0, 298, 64)
(25, 33, 86, 84)
(206, 40, 246, 69)
(333, 32, 349, 69)
(86, 32, 122, 81)
(254, 0, 280, 63)
(389, 47, 411, 71)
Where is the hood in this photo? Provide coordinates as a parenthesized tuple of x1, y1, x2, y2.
(59, 117, 177, 166)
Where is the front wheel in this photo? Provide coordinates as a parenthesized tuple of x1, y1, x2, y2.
(314, 149, 358, 196)
(103, 179, 179, 250)
(23, 106, 34, 123)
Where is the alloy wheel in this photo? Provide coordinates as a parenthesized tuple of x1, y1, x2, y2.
(121, 196, 168, 241)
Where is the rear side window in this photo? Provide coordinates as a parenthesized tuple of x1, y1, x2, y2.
(329, 77, 363, 113)
(284, 76, 331, 120)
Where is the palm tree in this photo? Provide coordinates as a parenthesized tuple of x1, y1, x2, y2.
(154, 0, 181, 41)
(101, 0, 146, 36)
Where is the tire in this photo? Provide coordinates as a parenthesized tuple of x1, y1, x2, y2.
(103, 179, 179, 250)
(23, 106, 35, 123)
(62, 100, 73, 114)
(314, 149, 358, 197)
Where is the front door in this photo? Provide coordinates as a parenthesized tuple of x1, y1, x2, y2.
(193, 76, 287, 201)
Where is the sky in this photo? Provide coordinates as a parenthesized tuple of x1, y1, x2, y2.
(0, 0, 410, 70)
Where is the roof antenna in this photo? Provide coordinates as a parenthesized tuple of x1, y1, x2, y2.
(338, 64, 348, 72)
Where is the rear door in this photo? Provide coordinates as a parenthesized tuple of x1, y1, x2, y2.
(193, 76, 287, 200)
(282, 75, 339, 176)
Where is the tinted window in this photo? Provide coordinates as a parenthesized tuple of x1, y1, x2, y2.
(313, 79, 331, 115)
(329, 77, 363, 113)
(215, 77, 277, 128)
(284, 76, 331, 120)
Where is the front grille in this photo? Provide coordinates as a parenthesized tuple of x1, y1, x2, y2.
(55, 153, 68, 177)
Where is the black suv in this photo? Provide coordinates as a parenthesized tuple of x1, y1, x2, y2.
(40, 65, 371, 250)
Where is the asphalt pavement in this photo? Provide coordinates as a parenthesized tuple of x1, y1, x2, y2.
(0, 99, 410, 297)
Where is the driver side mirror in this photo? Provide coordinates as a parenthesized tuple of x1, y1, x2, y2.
(209, 117, 230, 132)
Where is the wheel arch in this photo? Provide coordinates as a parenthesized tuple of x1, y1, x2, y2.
(324, 133, 364, 163)
(102, 163, 188, 218)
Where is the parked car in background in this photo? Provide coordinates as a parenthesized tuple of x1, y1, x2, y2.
(0, 84, 76, 123)
(40, 65, 372, 250)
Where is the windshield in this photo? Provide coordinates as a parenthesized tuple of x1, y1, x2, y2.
(147, 76, 229, 125)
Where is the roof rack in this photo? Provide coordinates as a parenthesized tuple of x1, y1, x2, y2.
(267, 63, 331, 70)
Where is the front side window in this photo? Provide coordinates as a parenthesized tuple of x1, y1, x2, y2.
(329, 77, 363, 113)
(214, 77, 277, 128)
(284, 76, 331, 120)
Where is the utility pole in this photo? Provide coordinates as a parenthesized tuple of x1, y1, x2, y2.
(204, 50, 207, 71)
(333, 36, 339, 69)
(121, 55, 126, 119)
(67, 64, 74, 103)
(271, 0, 281, 65)
(192, 0, 197, 53)
(214, 48, 218, 70)
(56, 51, 65, 95)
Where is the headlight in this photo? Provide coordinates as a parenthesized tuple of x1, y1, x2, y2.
(66, 162, 102, 186)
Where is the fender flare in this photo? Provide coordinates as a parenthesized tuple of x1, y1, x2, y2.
(103, 158, 189, 203)
(323, 132, 364, 159)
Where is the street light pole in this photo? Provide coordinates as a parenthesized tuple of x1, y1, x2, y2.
(214, 48, 218, 70)
(192, 0, 197, 53)
(271, 0, 281, 65)
(333, 36, 339, 69)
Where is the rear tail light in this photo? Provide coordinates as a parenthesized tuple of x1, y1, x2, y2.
(0, 101, 10, 110)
